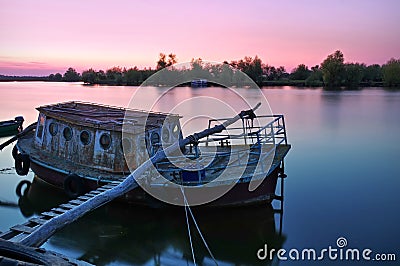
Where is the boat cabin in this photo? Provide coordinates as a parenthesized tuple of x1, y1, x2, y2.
(34, 101, 182, 173)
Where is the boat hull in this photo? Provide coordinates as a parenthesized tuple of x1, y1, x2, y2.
(29, 158, 280, 208)
(0, 122, 22, 137)
(12, 101, 290, 209)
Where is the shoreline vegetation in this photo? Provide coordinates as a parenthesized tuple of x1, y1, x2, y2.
(1, 51, 399, 89)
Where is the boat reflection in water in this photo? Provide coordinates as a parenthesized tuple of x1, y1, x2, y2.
(17, 176, 286, 265)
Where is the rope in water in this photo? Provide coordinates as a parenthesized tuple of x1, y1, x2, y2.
(180, 186, 218, 265)
(183, 199, 196, 265)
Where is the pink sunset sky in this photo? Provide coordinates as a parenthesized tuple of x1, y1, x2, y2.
(1, 0, 399, 76)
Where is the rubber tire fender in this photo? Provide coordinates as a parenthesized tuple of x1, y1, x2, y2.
(15, 180, 31, 198)
(63, 174, 85, 199)
(15, 154, 30, 176)
(12, 145, 19, 160)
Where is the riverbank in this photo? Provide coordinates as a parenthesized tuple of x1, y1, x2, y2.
(0, 76, 49, 82)
(0, 76, 389, 89)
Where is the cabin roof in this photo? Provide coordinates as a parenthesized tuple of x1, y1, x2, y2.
(37, 101, 181, 132)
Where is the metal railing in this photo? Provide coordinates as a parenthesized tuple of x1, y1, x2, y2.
(205, 114, 287, 146)
(154, 114, 288, 183)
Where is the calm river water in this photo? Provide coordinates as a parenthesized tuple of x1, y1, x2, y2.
(0, 82, 399, 265)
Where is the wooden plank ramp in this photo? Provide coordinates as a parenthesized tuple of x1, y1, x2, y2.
(0, 177, 127, 246)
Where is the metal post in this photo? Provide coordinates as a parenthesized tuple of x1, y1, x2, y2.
(241, 118, 247, 145)
(195, 144, 202, 182)
(271, 122, 275, 146)
(281, 115, 288, 145)
(279, 160, 285, 236)
(206, 120, 211, 147)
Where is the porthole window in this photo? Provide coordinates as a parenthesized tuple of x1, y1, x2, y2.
(162, 127, 170, 143)
(121, 138, 132, 153)
(63, 126, 73, 141)
(49, 123, 58, 136)
(80, 130, 91, 145)
(100, 133, 112, 150)
(150, 132, 160, 146)
(172, 124, 180, 137)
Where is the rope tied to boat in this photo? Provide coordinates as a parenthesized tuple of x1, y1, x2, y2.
(179, 185, 218, 266)
(186, 133, 200, 145)
(96, 176, 102, 186)
(240, 107, 257, 129)
(183, 194, 196, 266)
(239, 108, 257, 120)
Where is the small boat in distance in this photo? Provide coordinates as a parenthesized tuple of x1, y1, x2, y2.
(0, 116, 24, 137)
(13, 101, 290, 208)
(191, 79, 207, 87)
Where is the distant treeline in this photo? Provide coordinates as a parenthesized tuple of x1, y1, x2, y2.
(0, 75, 49, 82)
(1, 51, 399, 88)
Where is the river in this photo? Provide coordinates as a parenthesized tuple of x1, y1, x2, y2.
(0, 82, 399, 265)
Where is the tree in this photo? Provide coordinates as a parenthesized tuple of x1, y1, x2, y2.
(290, 64, 311, 80)
(191, 57, 204, 72)
(156, 53, 177, 70)
(81, 68, 97, 84)
(250, 56, 263, 84)
(167, 53, 177, 66)
(54, 73, 63, 81)
(97, 70, 107, 81)
(156, 53, 167, 70)
(363, 64, 382, 83)
(220, 63, 234, 85)
(231, 56, 264, 84)
(305, 65, 323, 86)
(263, 65, 277, 80)
(124, 67, 142, 85)
(106, 67, 122, 80)
(320, 50, 345, 87)
(63, 67, 80, 82)
(189, 58, 211, 80)
(276, 66, 289, 80)
(382, 58, 400, 87)
(106, 67, 123, 84)
(344, 63, 364, 87)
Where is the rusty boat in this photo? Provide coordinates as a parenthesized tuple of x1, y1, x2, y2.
(13, 101, 290, 208)
(0, 116, 24, 137)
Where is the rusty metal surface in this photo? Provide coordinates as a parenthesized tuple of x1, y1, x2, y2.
(30, 101, 183, 173)
(18, 131, 126, 180)
(36, 101, 181, 132)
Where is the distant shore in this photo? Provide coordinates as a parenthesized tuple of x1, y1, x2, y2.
(2, 50, 399, 88)
(0, 76, 49, 82)
(0, 75, 387, 88)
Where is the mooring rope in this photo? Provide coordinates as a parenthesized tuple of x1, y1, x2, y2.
(183, 192, 196, 266)
(180, 186, 218, 265)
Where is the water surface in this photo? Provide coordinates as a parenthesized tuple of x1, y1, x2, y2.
(0, 82, 399, 265)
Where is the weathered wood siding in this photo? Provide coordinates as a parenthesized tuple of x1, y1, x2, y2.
(33, 113, 182, 173)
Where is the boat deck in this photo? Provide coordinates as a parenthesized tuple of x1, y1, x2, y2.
(155, 144, 291, 186)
